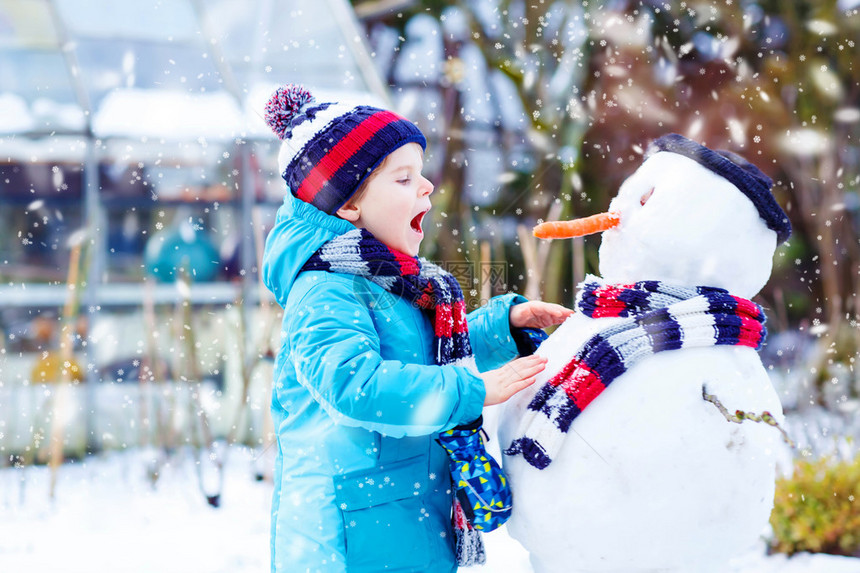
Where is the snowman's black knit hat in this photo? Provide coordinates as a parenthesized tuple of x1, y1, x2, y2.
(647, 133, 792, 243)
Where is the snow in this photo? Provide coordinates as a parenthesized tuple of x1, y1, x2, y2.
(92, 89, 249, 141)
(1, 445, 857, 573)
(471, 527, 860, 573)
(0, 93, 35, 133)
(0, 447, 271, 573)
(0, 93, 87, 134)
(89, 84, 389, 143)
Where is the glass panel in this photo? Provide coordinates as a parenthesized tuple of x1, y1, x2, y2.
(55, 0, 198, 42)
(264, 5, 366, 90)
(98, 138, 236, 188)
(205, 0, 369, 93)
(251, 140, 287, 203)
(98, 138, 245, 284)
(0, 307, 63, 354)
(0, 157, 84, 283)
(0, 0, 59, 49)
(198, 0, 258, 66)
(74, 40, 226, 110)
(103, 202, 239, 284)
(0, 161, 83, 199)
(0, 134, 88, 163)
(0, 49, 77, 106)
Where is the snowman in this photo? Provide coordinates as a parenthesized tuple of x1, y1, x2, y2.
(498, 134, 792, 573)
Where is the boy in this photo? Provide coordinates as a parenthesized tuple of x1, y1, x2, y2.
(261, 84, 571, 572)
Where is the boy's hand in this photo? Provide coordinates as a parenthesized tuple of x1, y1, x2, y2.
(481, 355, 548, 406)
(509, 301, 574, 330)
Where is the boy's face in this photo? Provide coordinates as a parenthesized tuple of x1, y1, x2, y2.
(339, 142, 433, 256)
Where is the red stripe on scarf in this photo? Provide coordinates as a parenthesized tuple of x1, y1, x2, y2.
(547, 358, 606, 410)
(416, 283, 434, 310)
(733, 296, 764, 347)
(590, 284, 632, 318)
(452, 300, 469, 334)
(394, 251, 421, 275)
(547, 357, 605, 410)
(733, 296, 761, 320)
(295, 110, 403, 204)
(453, 499, 472, 529)
(435, 303, 453, 338)
(548, 356, 579, 388)
(738, 316, 763, 347)
(565, 365, 605, 411)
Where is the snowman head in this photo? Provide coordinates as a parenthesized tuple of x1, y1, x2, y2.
(599, 135, 790, 297)
(533, 134, 791, 298)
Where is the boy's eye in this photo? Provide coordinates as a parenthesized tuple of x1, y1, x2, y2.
(398, 177, 411, 184)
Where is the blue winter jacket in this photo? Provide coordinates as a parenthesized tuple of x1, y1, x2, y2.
(262, 192, 526, 573)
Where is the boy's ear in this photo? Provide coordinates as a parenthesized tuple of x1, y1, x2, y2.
(336, 202, 361, 222)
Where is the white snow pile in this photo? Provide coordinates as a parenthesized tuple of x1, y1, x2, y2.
(0, 445, 858, 572)
(0, 447, 270, 573)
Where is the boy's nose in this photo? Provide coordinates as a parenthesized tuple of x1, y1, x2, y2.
(420, 176, 433, 197)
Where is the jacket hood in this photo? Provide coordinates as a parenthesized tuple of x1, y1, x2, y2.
(262, 190, 355, 307)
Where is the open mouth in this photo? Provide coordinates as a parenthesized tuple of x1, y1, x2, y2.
(410, 210, 428, 234)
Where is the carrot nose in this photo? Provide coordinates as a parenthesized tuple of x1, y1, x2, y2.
(533, 212, 621, 239)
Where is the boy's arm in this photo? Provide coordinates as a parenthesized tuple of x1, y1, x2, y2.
(288, 280, 486, 438)
(466, 293, 528, 372)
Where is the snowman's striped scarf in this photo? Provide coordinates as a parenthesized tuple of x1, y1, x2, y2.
(505, 276, 767, 470)
(300, 227, 476, 370)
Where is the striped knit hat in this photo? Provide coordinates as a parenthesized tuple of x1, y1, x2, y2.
(647, 134, 791, 243)
(264, 84, 427, 214)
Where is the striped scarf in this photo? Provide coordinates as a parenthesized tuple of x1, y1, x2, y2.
(301, 227, 476, 371)
(505, 276, 767, 470)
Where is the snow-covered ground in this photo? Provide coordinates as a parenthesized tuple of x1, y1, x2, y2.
(0, 447, 270, 573)
(1, 446, 858, 573)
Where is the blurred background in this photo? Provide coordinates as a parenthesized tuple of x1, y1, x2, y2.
(0, 0, 390, 468)
(1, 0, 860, 560)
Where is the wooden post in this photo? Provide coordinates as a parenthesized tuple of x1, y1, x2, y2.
(480, 240, 491, 305)
(48, 236, 84, 499)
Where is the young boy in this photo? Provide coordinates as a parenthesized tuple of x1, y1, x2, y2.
(261, 85, 572, 572)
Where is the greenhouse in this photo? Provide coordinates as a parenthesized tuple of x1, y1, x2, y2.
(0, 0, 385, 454)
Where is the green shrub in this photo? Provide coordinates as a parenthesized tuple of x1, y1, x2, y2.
(769, 454, 860, 557)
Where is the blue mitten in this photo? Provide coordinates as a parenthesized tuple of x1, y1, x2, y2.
(511, 326, 548, 357)
(437, 416, 512, 565)
(437, 416, 513, 531)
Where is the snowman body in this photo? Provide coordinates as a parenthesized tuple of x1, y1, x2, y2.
(499, 148, 786, 572)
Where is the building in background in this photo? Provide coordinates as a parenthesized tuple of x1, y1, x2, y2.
(0, 0, 388, 456)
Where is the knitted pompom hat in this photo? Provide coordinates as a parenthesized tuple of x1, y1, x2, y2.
(264, 84, 427, 214)
(646, 133, 792, 243)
